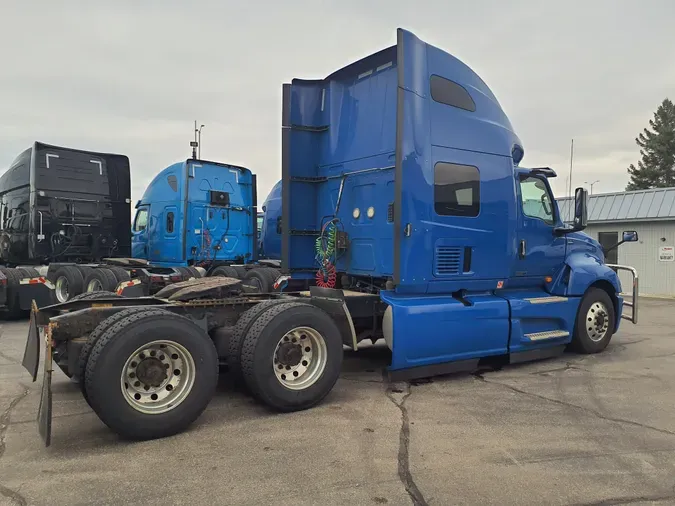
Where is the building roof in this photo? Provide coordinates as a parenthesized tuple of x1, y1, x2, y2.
(557, 187, 675, 224)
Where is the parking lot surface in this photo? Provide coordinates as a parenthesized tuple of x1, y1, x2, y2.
(1, 298, 675, 506)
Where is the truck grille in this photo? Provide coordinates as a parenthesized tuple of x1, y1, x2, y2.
(434, 246, 462, 275)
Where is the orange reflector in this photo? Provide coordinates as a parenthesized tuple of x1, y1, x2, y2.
(545, 276, 552, 283)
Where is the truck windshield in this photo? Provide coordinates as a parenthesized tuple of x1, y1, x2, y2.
(520, 176, 555, 224)
(133, 208, 148, 232)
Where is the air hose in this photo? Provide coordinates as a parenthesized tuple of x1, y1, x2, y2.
(315, 220, 338, 288)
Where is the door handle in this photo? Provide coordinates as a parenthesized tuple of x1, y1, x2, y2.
(519, 240, 526, 259)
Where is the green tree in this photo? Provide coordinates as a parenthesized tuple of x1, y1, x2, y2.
(626, 98, 675, 190)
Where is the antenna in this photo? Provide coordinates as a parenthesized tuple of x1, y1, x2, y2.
(568, 139, 574, 199)
(190, 120, 199, 159)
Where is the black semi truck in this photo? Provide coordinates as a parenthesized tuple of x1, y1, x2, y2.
(0, 142, 201, 317)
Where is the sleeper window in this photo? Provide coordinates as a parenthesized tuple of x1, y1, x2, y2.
(434, 162, 480, 217)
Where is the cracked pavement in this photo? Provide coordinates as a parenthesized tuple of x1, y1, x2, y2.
(1, 298, 675, 505)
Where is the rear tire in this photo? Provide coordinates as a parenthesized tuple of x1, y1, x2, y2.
(242, 267, 281, 293)
(84, 268, 118, 293)
(107, 266, 131, 284)
(84, 309, 218, 440)
(187, 266, 202, 279)
(231, 266, 248, 279)
(49, 266, 84, 302)
(16, 267, 39, 279)
(77, 307, 169, 401)
(176, 267, 192, 280)
(240, 303, 343, 411)
(570, 287, 615, 354)
(211, 266, 240, 279)
(70, 291, 122, 302)
(228, 300, 307, 382)
(0, 268, 24, 319)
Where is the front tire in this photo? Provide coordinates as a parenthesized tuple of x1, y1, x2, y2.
(240, 303, 343, 412)
(84, 309, 218, 440)
(570, 287, 615, 354)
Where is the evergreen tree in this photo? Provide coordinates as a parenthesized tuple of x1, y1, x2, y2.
(626, 98, 675, 190)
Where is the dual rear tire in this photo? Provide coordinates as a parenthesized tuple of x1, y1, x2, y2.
(79, 302, 343, 440)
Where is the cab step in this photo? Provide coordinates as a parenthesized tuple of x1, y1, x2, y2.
(524, 330, 570, 341)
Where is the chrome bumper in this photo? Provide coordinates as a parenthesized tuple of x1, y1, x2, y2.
(606, 264, 639, 324)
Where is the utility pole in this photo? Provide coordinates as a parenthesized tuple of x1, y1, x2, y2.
(585, 179, 600, 194)
(567, 139, 574, 199)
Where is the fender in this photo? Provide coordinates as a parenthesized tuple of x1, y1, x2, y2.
(548, 251, 622, 297)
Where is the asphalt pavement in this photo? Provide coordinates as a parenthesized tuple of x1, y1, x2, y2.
(1, 298, 675, 506)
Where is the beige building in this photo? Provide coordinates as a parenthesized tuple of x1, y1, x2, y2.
(558, 188, 675, 297)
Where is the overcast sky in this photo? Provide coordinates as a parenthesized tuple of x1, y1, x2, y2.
(1, 1, 674, 203)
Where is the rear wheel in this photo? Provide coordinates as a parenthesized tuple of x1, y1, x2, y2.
(0, 268, 23, 319)
(240, 303, 343, 411)
(50, 266, 84, 302)
(176, 267, 192, 280)
(77, 307, 166, 398)
(84, 309, 218, 440)
(16, 267, 39, 279)
(231, 265, 248, 279)
(187, 266, 202, 279)
(211, 266, 240, 279)
(84, 268, 118, 293)
(570, 287, 615, 354)
(107, 266, 131, 284)
(228, 300, 306, 382)
(242, 267, 281, 293)
(70, 291, 122, 302)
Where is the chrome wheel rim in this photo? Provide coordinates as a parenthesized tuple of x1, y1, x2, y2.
(55, 276, 69, 302)
(273, 326, 327, 390)
(121, 340, 196, 414)
(87, 279, 103, 292)
(586, 301, 610, 342)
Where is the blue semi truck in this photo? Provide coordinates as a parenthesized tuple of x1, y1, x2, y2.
(131, 157, 284, 290)
(23, 28, 639, 445)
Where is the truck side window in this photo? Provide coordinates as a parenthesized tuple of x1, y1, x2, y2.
(520, 176, 554, 225)
(133, 208, 148, 232)
(434, 162, 480, 217)
(166, 212, 174, 233)
(430, 75, 476, 112)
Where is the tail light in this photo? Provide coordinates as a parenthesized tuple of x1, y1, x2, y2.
(150, 276, 162, 283)
(170, 275, 182, 282)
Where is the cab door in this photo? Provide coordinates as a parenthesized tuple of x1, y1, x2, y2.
(512, 174, 566, 283)
(131, 206, 149, 259)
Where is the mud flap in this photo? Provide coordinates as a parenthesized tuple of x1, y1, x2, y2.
(21, 303, 40, 381)
(116, 279, 144, 297)
(19, 278, 56, 310)
(37, 327, 53, 447)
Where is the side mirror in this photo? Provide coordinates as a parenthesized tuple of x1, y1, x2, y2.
(623, 230, 638, 242)
(573, 187, 588, 229)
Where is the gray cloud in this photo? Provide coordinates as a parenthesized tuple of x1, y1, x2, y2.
(1, 0, 673, 202)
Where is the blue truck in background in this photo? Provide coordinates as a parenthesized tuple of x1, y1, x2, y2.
(259, 180, 282, 260)
(23, 28, 640, 446)
(132, 158, 258, 269)
(131, 157, 286, 289)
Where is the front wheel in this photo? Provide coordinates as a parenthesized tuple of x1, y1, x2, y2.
(84, 309, 218, 440)
(570, 287, 616, 354)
